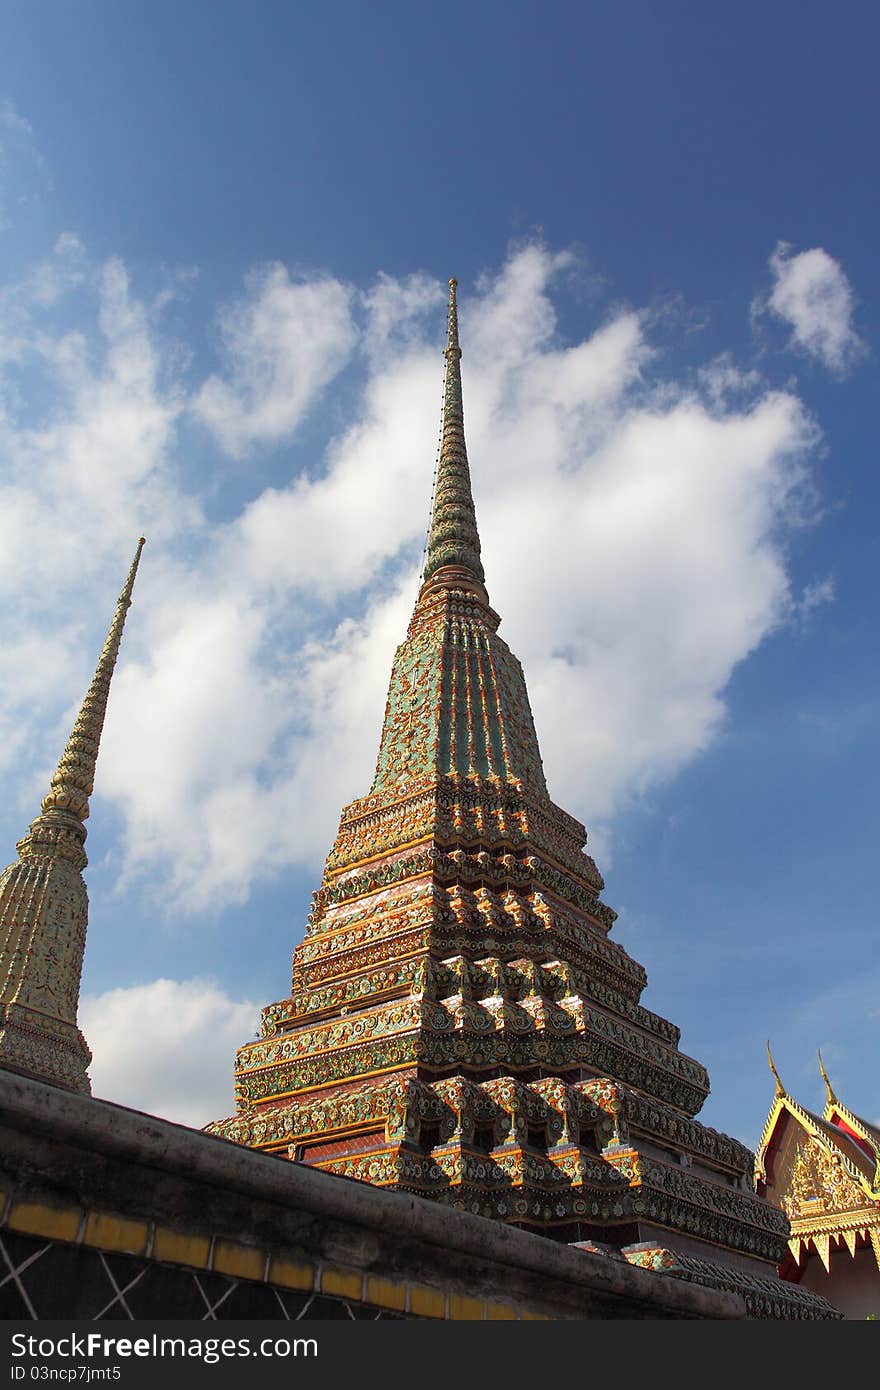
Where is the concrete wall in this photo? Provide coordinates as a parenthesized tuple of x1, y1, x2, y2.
(0, 1069, 743, 1320)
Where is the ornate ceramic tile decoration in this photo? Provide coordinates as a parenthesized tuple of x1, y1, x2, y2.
(0, 540, 146, 1095)
(208, 285, 835, 1317)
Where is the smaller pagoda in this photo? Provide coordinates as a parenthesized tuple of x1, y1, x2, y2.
(0, 539, 145, 1093)
(755, 1048, 880, 1318)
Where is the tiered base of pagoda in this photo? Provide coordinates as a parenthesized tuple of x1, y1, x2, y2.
(0, 1001, 91, 1095)
(210, 1068, 834, 1318)
(207, 756, 837, 1317)
(212, 1067, 776, 1249)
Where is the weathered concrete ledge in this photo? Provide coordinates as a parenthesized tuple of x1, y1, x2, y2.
(0, 1069, 745, 1319)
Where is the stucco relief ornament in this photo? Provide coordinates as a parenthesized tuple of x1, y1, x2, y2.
(784, 1136, 865, 1218)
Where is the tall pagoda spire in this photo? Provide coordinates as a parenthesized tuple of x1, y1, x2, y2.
(369, 281, 545, 794)
(0, 538, 145, 1094)
(39, 537, 145, 832)
(421, 279, 485, 593)
(209, 283, 828, 1318)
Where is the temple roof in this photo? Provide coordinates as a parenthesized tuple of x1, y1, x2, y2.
(755, 1050, 880, 1201)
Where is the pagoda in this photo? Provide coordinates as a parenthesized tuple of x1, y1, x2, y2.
(755, 1049, 880, 1317)
(0, 539, 145, 1093)
(210, 284, 832, 1317)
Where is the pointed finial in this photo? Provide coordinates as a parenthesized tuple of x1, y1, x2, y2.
(446, 278, 460, 357)
(818, 1050, 838, 1106)
(37, 537, 146, 830)
(766, 1040, 785, 1097)
(421, 279, 486, 591)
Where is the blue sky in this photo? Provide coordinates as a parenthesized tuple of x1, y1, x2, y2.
(0, 2, 877, 1145)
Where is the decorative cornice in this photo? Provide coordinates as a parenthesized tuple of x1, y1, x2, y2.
(623, 1247, 839, 1320)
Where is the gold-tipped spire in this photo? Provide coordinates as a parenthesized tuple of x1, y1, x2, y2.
(421, 279, 486, 592)
(766, 1040, 786, 1098)
(818, 1050, 838, 1107)
(0, 538, 145, 1093)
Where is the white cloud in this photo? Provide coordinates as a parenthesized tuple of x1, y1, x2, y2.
(0, 247, 203, 818)
(0, 101, 51, 227)
(99, 571, 412, 909)
(80, 978, 259, 1126)
(191, 263, 357, 456)
(362, 271, 445, 360)
(794, 575, 835, 626)
(484, 388, 815, 826)
(223, 343, 438, 599)
(0, 254, 193, 602)
(697, 354, 762, 407)
(0, 240, 828, 914)
(762, 243, 865, 375)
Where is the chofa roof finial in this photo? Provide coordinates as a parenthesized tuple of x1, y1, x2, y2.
(817, 1049, 838, 1107)
(766, 1040, 786, 1098)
